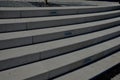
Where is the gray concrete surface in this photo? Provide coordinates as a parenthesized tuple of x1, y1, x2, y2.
(0, 17, 120, 50)
(0, 2, 119, 80)
(0, 37, 119, 80)
(0, 26, 119, 71)
(0, 6, 120, 18)
(0, 9, 120, 33)
(0, 0, 119, 6)
(54, 51, 120, 80)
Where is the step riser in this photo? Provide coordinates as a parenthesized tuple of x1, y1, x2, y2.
(0, 6, 120, 19)
(26, 45, 120, 80)
(0, 20, 120, 50)
(0, 23, 26, 33)
(0, 31, 119, 71)
(1, 11, 120, 33)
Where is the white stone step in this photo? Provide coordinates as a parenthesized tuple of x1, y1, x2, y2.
(0, 17, 120, 50)
(0, 5, 119, 18)
(0, 10, 120, 33)
(54, 51, 120, 80)
(0, 26, 119, 71)
(0, 37, 119, 80)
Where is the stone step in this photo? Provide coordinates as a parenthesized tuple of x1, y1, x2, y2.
(54, 51, 120, 80)
(0, 10, 120, 33)
(0, 37, 119, 80)
(0, 26, 119, 71)
(0, 5, 119, 19)
(0, 17, 120, 50)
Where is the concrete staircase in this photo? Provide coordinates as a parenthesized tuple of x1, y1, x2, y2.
(0, 5, 120, 80)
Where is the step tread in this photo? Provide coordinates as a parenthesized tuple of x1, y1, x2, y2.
(0, 10, 119, 24)
(0, 17, 119, 40)
(54, 51, 120, 80)
(0, 5, 119, 19)
(0, 37, 119, 80)
(0, 26, 119, 61)
(0, 6, 118, 11)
